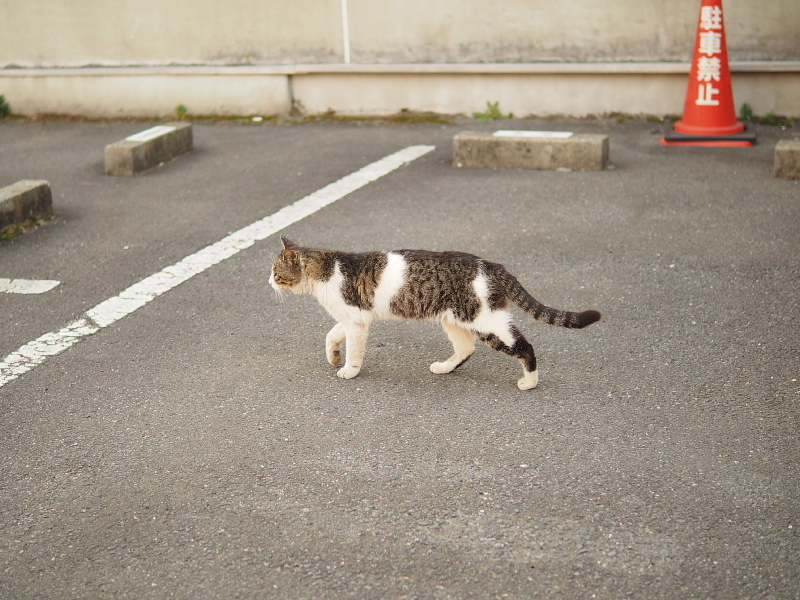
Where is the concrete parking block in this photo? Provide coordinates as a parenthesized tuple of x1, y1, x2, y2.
(0, 179, 52, 229)
(454, 130, 609, 171)
(774, 140, 800, 179)
(105, 121, 193, 176)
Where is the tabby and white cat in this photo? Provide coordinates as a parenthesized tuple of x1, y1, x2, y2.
(269, 237, 600, 389)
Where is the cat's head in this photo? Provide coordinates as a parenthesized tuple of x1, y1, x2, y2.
(269, 236, 305, 293)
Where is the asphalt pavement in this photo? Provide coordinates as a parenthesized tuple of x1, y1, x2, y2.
(1, 116, 799, 599)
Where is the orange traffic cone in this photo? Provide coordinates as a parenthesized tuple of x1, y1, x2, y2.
(662, 0, 755, 146)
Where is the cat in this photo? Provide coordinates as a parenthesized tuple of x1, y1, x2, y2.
(269, 236, 600, 390)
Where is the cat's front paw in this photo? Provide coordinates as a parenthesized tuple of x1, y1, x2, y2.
(430, 361, 456, 374)
(327, 349, 343, 368)
(337, 365, 361, 379)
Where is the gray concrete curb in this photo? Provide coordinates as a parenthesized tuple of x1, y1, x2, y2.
(453, 131, 609, 171)
(774, 140, 800, 179)
(0, 180, 52, 229)
(104, 122, 193, 176)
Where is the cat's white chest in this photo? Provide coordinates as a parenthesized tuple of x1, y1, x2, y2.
(313, 263, 364, 323)
(313, 254, 407, 323)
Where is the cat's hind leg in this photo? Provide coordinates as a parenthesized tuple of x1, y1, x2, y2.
(430, 320, 476, 374)
(337, 322, 370, 379)
(326, 322, 346, 367)
(476, 324, 538, 390)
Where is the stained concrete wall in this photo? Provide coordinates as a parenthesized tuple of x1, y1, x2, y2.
(1, 1, 797, 118)
(1, 0, 798, 68)
(4, 63, 797, 119)
(0, 0, 341, 67)
(345, 0, 799, 63)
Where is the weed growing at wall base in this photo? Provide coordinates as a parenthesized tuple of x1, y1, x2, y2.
(0, 95, 11, 117)
(473, 101, 512, 123)
(739, 102, 797, 126)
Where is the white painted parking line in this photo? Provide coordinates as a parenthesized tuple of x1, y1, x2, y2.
(0, 278, 60, 294)
(0, 145, 435, 388)
(493, 130, 574, 139)
(125, 125, 177, 142)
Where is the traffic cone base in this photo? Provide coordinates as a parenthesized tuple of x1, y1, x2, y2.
(661, 123, 756, 146)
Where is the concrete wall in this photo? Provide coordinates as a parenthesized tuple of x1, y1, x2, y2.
(3, 63, 797, 119)
(0, 0, 342, 67)
(1, 68, 291, 117)
(2, 0, 798, 67)
(290, 65, 800, 117)
(1, 1, 798, 118)
(345, 0, 799, 63)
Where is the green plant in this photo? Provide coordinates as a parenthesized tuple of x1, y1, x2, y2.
(175, 104, 188, 120)
(738, 102, 797, 126)
(0, 214, 54, 241)
(0, 95, 10, 117)
(473, 101, 512, 123)
(739, 102, 755, 122)
(759, 110, 781, 126)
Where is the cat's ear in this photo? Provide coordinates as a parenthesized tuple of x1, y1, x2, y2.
(280, 236, 297, 250)
(283, 248, 300, 265)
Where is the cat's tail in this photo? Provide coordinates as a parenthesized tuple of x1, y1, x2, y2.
(505, 275, 601, 329)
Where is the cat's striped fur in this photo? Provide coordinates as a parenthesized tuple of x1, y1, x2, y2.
(269, 237, 600, 389)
